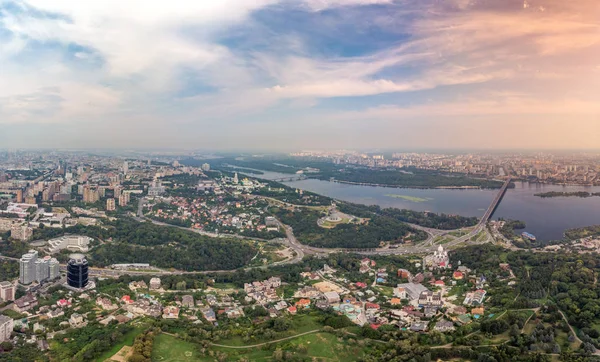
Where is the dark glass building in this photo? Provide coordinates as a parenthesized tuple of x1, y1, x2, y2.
(67, 253, 88, 289)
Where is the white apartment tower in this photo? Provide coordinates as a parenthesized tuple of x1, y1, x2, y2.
(19, 250, 38, 285)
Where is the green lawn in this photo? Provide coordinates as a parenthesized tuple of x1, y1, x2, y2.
(152, 334, 201, 362)
(95, 326, 144, 362)
(155, 332, 366, 362)
(214, 313, 324, 347)
(212, 283, 238, 290)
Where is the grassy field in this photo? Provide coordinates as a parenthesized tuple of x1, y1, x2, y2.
(448, 230, 470, 237)
(152, 334, 201, 362)
(95, 326, 144, 362)
(153, 332, 366, 362)
(215, 313, 324, 347)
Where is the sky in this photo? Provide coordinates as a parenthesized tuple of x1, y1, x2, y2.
(0, 0, 599, 151)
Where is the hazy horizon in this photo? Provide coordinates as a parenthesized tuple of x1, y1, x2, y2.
(1, 0, 598, 150)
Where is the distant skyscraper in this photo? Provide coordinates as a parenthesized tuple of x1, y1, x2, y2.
(67, 254, 89, 289)
(123, 161, 129, 174)
(233, 172, 239, 184)
(19, 250, 38, 285)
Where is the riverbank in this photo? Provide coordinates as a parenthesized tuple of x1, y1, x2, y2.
(324, 179, 500, 190)
(534, 191, 600, 198)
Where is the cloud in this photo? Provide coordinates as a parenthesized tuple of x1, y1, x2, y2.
(0, 0, 598, 149)
(301, 0, 393, 11)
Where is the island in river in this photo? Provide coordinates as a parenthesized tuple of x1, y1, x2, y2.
(534, 191, 600, 198)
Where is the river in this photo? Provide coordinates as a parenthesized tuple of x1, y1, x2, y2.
(231, 168, 600, 242)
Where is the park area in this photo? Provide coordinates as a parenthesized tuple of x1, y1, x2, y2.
(151, 331, 367, 362)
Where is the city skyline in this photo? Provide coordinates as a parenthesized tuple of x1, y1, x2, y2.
(1, 0, 599, 150)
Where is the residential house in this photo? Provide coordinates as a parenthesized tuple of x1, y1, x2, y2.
(397, 269, 412, 279)
(46, 308, 64, 319)
(225, 307, 244, 319)
(14, 293, 38, 312)
(162, 306, 180, 319)
(435, 319, 455, 332)
(69, 313, 85, 328)
(200, 307, 216, 323)
(96, 297, 117, 311)
(471, 307, 485, 317)
(452, 271, 464, 280)
(128, 280, 148, 291)
(410, 321, 428, 332)
(181, 295, 195, 308)
(417, 291, 442, 308)
(463, 290, 486, 306)
(295, 299, 311, 309)
(393, 286, 407, 299)
(323, 291, 340, 304)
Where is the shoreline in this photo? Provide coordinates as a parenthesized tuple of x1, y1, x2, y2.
(319, 179, 499, 190)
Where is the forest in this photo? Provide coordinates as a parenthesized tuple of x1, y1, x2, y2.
(565, 225, 600, 241)
(336, 202, 479, 230)
(272, 207, 427, 248)
(315, 166, 507, 189)
(452, 244, 600, 351)
(49, 321, 134, 361)
(535, 191, 600, 198)
(26, 218, 257, 271)
(87, 219, 257, 271)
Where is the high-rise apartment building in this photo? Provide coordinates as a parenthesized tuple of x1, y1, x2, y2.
(35, 256, 51, 283)
(0, 315, 13, 343)
(83, 186, 100, 203)
(49, 258, 60, 280)
(106, 198, 116, 211)
(123, 161, 129, 174)
(118, 193, 129, 206)
(19, 250, 38, 285)
(15, 189, 23, 203)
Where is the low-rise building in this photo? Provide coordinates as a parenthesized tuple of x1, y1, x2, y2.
(435, 319, 455, 332)
(149, 277, 161, 290)
(417, 291, 442, 308)
(96, 297, 117, 311)
(162, 306, 180, 319)
(182, 295, 195, 308)
(14, 293, 38, 312)
(0, 281, 15, 301)
(128, 280, 148, 291)
(323, 291, 340, 304)
(463, 290, 486, 306)
(200, 307, 216, 322)
(69, 313, 86, 328)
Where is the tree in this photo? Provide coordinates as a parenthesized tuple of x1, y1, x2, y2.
(0, 341, 13, 352)
(272, 318, 291, 332)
